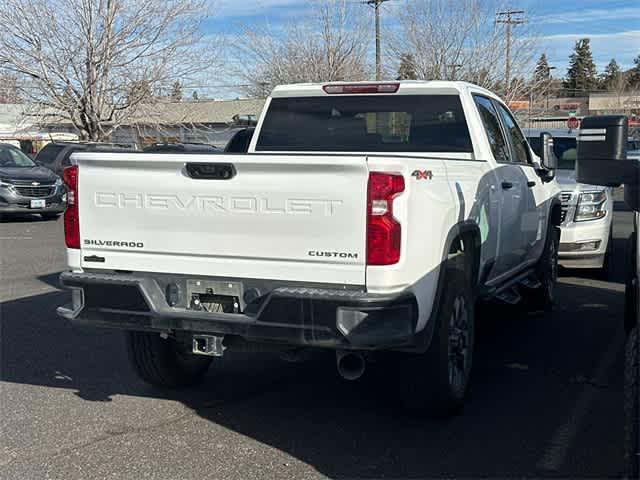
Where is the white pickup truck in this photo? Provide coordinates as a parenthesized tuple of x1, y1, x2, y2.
(57, 81, 562, 416)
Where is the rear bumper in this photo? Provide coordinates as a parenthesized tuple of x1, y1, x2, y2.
(57, 271, 419, 350)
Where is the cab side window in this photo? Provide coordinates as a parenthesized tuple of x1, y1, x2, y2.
(473, 95, 509, 162)
(495, 103, 532, 164)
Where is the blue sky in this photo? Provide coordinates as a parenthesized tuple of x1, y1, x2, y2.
(202, 0, 638, 95)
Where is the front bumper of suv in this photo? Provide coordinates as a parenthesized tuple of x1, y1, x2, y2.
(56, 271, 419, 350)
(558, 190, 612, 268)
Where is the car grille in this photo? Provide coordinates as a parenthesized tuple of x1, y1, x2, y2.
(560, 192, 572, 223)
(13, 186, 55, 197)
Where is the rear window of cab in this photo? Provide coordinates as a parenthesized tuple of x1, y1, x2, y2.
(255, 95, 473, 153)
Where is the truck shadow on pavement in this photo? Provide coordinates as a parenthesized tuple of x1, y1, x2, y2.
(0, 276, 625, 478)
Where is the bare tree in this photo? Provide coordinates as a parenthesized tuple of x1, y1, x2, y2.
(234, 0, 370, 96)
(387, 0, 538, 102)
(0, 0, 215, 140)
(0, 69, 19, 103)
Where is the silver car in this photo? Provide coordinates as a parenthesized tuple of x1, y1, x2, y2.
(0, 143, 67, 220)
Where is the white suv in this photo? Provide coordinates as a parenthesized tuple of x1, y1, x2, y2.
(527, 128, 617, 275)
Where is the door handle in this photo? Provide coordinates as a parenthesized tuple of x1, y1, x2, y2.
(501, 182, 514, 190)
(527, 181, 536, 188)
(186, 163, 236, 180)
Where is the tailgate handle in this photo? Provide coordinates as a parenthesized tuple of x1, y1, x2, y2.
(186, 163, 236, 180)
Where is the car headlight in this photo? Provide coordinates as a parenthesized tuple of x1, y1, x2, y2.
(575, 190, 607, 222)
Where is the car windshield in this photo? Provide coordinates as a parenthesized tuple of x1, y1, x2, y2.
(0, 145, 36, 168)
(527, 136, 577, 170)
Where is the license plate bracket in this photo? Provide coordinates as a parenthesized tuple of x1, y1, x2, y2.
(30, 199, 46, 209)
(186, 280, 244, 313)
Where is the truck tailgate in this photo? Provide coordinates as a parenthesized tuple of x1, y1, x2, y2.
(74, 153, 368, 285)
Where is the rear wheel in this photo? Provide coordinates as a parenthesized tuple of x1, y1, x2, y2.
(126, 331, 212, 388)
(523, 225, 559, 312)
(398, 247, 475, 417)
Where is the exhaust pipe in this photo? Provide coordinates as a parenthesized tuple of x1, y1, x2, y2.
(336, 351, 366, 381)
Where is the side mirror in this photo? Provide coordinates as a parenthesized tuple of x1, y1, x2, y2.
(539, 132, 557, 171)
(576, 115, 629, 187)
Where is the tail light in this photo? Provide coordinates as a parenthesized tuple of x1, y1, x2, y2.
(367, 172, 404, 265)
(63, 166, 79, 249)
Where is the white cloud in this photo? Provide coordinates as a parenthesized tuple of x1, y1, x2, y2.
(214, 0, 307, 18)
(534, 6, 640, 25)
(539, 30, 640, 70)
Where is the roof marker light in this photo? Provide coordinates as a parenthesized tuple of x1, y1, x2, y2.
(322, 83, 400, 94)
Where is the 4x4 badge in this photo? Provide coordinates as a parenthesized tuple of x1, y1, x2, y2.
(411, 170, 433, 180)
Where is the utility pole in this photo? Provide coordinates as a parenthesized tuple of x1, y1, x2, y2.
(545, 65, 557, 112)
(364, 0, 391, 81)
(496, 9, 525, 94)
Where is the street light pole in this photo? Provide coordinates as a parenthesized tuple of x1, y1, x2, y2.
(546, 65, 556, 112)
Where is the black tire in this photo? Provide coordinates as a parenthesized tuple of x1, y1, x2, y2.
(398, 253, 475, 417)
(625, 325, 639, 479)
(126, 331, 213, 388)
(523, 224, 559, 312)
(40, 213, 60, 221)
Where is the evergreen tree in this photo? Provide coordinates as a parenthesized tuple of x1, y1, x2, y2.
(533, 53, 551, 85)
(563, 39, 598, 96)
(396, 53, 417, 80)
(170, 81, 183, 101)
(600, 58, 622, 91)
(628, 54, 640, 88)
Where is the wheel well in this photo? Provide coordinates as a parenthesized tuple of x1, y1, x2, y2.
(449, 229, 481, 290)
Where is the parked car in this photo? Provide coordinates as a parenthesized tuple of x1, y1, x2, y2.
(574, 115, 639, 478)
(526, 128, 617, 275)
(35, 142, 135, 177)
(0, 143, 67, 220)
(224, 128, 255, 153)
(57, 81, 562, 416)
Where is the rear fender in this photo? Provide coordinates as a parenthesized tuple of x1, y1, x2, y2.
(404, 220, 480, 353)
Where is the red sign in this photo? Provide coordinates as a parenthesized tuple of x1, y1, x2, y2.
(560, 102, 580, 111)
(508, 100, 529, 111)
(567, 116, 579, 129)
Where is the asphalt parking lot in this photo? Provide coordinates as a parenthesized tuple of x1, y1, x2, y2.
(0, 197, 634, 479)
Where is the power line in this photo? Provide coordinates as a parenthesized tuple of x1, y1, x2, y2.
(496, 9, 526, 91)
(363, 0, 392, 81)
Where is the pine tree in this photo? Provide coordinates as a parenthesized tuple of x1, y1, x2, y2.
(600, 58, 622, 91)
(396, 54, 417, 80)
(534, 53, 551, 84)
(628, 54, 640, 88)
(170, 81, 183, 102)
(563, 39, 598, 96)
